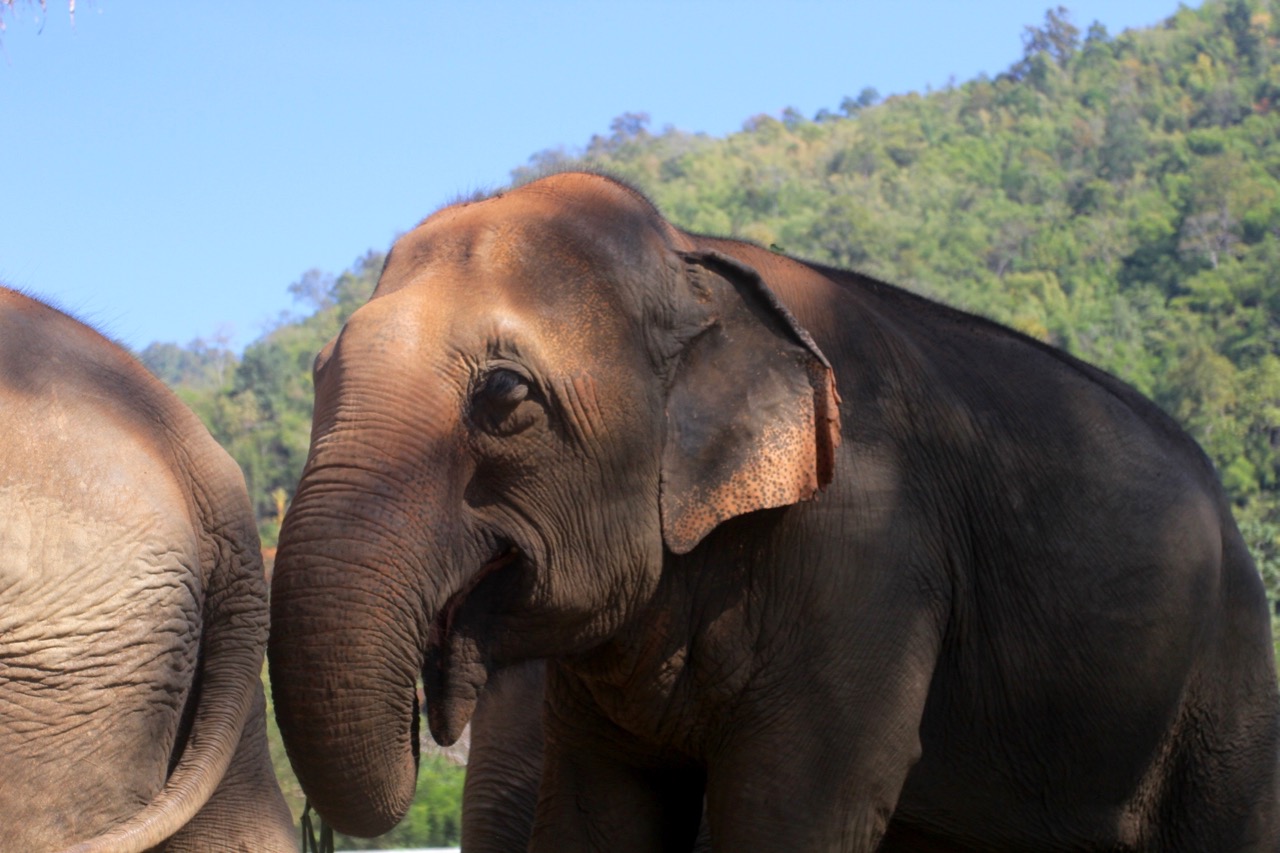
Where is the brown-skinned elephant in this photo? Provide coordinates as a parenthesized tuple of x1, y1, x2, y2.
(269, 172, 1280, 851)
(0, 287, 294, 852)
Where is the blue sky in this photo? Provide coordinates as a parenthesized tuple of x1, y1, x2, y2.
(1, 1, 1199, 353)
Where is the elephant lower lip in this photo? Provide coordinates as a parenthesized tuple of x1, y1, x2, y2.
(423, 545, 522, 744)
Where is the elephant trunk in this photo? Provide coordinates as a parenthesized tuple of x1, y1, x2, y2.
(269, 471, 434, 839)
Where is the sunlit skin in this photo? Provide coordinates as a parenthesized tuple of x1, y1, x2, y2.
(0, 287, 294, 852)
(270, 173, 1279, 852)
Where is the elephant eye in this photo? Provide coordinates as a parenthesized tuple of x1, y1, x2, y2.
(483, 369, 529, 405)
(472, 367, 539, 435)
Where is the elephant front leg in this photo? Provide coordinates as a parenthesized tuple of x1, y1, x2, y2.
(531, 750, 705, 853)
(530, 688, 704, 853)
(703, 627, 940, 851)
(704, 732, 911, 852)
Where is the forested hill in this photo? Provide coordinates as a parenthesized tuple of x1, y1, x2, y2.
(145, 0, 1280, 598)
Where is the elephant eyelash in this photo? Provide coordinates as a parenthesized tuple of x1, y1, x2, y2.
(469, 366, 544, 436)
(482, 368, 530, 405)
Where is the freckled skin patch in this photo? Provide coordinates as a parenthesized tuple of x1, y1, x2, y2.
(661, 396, 820, 555)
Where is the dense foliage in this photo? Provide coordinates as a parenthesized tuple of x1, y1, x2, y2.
(141, 0, 1280, 844)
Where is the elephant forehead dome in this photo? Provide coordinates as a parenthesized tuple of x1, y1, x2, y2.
(379, 174, 680, 299)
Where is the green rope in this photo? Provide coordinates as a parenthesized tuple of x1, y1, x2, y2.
(300, 800, 335, 853)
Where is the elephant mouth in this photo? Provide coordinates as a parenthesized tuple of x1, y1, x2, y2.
(429, 544, 522, 646)
(422, 543, 525, 745)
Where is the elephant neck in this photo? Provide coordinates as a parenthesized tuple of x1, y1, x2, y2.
(561, 543, 765, 757)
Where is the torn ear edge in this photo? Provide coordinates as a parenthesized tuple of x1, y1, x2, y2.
(661, 249, 842, 554)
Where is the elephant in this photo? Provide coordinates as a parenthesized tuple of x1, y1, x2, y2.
(0, 287, 295, 852)
(268, 171, 1280, 851)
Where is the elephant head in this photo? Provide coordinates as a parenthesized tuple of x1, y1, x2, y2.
(268, 172, 840, 836)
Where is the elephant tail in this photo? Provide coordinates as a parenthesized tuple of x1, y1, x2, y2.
(57, 451, 272, 853)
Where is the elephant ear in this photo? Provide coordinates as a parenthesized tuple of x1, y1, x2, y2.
(660, 248, 841, 555)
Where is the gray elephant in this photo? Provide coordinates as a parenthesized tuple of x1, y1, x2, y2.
(269, 172, 1280, 851)
(0, 287, 294, 852)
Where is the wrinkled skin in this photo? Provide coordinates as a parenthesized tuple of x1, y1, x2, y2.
(460, 662, 547, 852)
(270, 173, 1280, 851)
(0, 288, 294, 852)
(465, 661, 711, 852)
